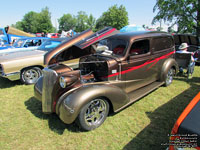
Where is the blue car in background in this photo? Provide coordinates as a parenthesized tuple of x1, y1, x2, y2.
(0, 37, 49, 54)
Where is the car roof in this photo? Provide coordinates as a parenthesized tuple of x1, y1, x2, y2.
(111, 31, 171, 42)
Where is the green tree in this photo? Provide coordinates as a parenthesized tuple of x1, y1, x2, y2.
(152, 0, 200, 37)
(12, 21, 23, 31)
(75, 11, 90, 32)
(58, 14, 77, 32)
(96, 5, 129, 30)
(37, 7, 54, 33)
(95, 16, 106, 31)
(87, 14, 96, 31)
(13, 7, 54, 33)
(16, 11, 39, 33)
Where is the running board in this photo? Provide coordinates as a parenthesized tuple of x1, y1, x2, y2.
(115, 81, 164, 112)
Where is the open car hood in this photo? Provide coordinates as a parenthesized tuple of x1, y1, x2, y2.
(44, 27, 119, 65)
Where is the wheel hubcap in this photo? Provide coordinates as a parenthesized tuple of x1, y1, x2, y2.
(24, 69, 39, 83)
(84, 99, 107, 126)
(166, 69, 173, 85)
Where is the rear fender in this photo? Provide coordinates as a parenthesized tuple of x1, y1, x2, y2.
(160, 58, 178, 81)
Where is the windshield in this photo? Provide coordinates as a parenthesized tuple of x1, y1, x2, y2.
(13, 39, 26, 48)
(97, 38, 128, 56)
(38, 40, 62, 52)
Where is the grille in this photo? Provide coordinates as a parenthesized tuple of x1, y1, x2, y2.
(42, 68, 58, 113)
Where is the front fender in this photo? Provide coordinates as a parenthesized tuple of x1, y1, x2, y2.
(56, 84, 129, 124)
(160, 58, 178, 81)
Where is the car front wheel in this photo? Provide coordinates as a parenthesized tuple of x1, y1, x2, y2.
(20, 67, 42, 85)
(76, 98, 109, 131)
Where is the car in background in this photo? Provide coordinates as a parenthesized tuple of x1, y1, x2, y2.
(51, 33, 60, 38)
(0, 37, 49, 54)
(168, 92, 200, 150)
(0, 35, 96, 85)
(173, 34, 200, 63)
(34, 28, 178, 131)
(0, 38, 66, 84)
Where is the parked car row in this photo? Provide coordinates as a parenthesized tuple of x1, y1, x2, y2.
(0, 27, 199, 149)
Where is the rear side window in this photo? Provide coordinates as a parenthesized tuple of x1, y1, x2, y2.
(153, 37, 173, 51)
(129, 39, 150, 55)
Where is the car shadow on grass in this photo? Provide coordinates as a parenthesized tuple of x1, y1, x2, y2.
(0, 77, 22, 88)
(123, 77, 200, 150)
(24, 97, 82, 134)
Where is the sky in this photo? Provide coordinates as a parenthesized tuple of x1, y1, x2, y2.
(0, 0, 164, 30)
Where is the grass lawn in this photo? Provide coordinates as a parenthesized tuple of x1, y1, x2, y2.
(0, 66, 200, 150)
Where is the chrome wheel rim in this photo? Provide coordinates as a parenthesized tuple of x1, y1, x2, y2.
(166, 69, 173, 85)
(84, 99, 107, 126)
(24, 69, 39, 83)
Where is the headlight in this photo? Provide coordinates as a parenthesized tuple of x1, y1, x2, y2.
(59, 76, 67, 88)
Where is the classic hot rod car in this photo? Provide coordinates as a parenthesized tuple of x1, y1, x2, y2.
(34, 28, 178, 131)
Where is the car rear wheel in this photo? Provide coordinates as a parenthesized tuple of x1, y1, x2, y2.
(20, 67, 42, 85)
(164, 68, 175, 86)
(76, 98, 109, 131)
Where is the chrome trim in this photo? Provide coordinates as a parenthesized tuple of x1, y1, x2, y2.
(42, 68, 58, 113)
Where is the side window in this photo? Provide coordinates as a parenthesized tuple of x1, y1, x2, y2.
(129, 39, 150, 55)
(154, 37, 173, 51)
(25, 40, 34, 47)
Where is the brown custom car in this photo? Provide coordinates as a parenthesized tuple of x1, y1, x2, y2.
(0, 30, 96, 84)
(34, 29, 178, 131)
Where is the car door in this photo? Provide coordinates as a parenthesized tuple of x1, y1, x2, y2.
(120, 38, 157, 93)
